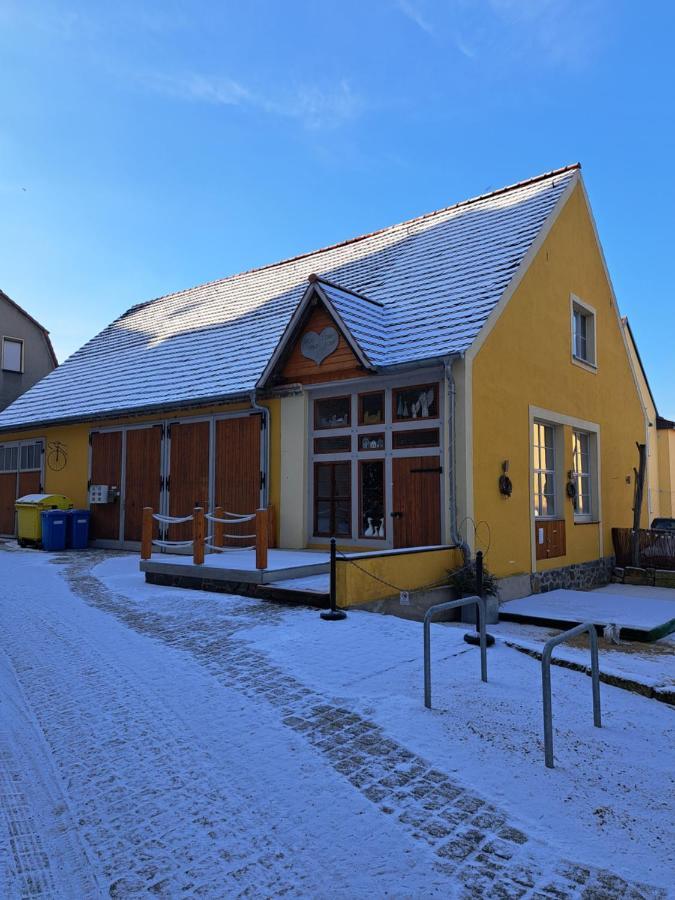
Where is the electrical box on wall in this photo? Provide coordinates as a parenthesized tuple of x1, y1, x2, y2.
(89, 484, 119, 504)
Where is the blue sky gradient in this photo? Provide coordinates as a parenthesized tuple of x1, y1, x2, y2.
(0, 1, 673, 411)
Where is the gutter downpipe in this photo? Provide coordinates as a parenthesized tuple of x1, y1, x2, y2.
(445, 356, 471, 565)
(249, 391, 270, 508)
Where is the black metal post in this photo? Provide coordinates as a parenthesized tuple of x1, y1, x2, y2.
(464, 550, 495, 647)
(321, 538, 347, 620)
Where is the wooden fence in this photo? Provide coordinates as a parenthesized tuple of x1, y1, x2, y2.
(612, 528, 675, 570)
(141, 506, 273, 570)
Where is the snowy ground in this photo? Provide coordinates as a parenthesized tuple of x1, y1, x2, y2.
(1, 549, 673, 898)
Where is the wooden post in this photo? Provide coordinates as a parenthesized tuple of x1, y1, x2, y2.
(214, 506, 224, 549)
(255, 507, 268, 571)
(141, 507, 153, 560)
(193, 506, 205, 565)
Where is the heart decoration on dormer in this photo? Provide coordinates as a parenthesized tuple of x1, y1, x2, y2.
(300, 326, 339, 365)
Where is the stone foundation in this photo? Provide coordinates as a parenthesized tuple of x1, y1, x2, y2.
(530, 556, 614, 593)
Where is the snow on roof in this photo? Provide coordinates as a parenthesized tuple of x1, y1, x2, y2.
(0, 164, 579, 430)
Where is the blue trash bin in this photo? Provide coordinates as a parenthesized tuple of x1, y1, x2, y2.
(40, 510, 68, 551)
(66, 509, 91, 549)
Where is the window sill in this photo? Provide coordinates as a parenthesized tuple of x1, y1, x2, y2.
(573, 518, 599, 525)
(571, 355, 597, 374)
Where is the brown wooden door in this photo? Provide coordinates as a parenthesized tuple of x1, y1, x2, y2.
(0, 472, 17, 534)
(90, 431, 122, 540)
(391, 456, 442, 548)
(168, 421, 210, 540)
(214, 416, 261, 545)
(18, 471, 41, 497)
(124, 426, 163, 542)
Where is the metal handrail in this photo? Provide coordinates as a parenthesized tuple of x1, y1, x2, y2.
(424, 595, 487, 709)
(542, 622, 601, 768)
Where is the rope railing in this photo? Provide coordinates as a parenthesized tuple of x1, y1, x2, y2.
(141, 505, 272, 570)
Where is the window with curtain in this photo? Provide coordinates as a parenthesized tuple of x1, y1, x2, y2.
(572, 430, 592, 518)
(533, 422, 557, 517)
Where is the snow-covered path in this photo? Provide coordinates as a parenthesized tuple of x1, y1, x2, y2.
(1, 549, 671, 898)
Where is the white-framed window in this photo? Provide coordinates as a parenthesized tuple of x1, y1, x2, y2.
(308, 375, 443, 545)
(2, 336, 24, 373)
(533, 421, 557, 518)
(570, 296, 596, 368)
(572, 430, 593, 521)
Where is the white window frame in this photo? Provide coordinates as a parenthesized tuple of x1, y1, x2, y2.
(571, 429, 597, 523)
(2, 336, 24, 373)
(533, 421, 559, 519)
(529, 406, 602, 571)
(306, 370, 445, 548)
(570, 295, 597, 371)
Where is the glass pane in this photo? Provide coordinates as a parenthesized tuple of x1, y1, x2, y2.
(2, 339, 22, 372)
(316, 464, 332, 499)
(334, 502, 351, 535)
(334, 462, 351, 498)
(394, 384, 438, 421)
(359, 392, 384, 425)
(316, 501, 331, 534)
(358, 433, 385, 451)
(314, 436, 351, 454)
(360, 460, 385, 538)
(315, 397, 350, 429)
(392, 428, 439, 449)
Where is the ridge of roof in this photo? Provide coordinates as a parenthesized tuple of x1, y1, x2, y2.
(0, 288, 58, 366)
(119, 162, 581, 320)
(310, 273, 384, 308)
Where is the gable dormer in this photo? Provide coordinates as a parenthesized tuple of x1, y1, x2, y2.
(259, 275, 381, 388)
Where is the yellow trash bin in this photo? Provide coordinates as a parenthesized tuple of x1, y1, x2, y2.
(15, 494, 73, 547)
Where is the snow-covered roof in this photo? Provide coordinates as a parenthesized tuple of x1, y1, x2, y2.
(0, 164, 579, 430)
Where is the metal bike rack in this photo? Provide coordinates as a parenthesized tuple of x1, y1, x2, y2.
(424, 595, 487, 709)
(542, 622, 602, 769)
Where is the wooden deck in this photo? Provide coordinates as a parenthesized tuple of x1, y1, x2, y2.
(140, 549, 331, 604)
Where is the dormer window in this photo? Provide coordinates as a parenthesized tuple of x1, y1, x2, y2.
(571, 296, 596, 369)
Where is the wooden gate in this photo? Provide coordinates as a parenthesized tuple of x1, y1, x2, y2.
(89, 431, 122, 540)
(124, 426, 163, 542)
(214, 416, 261, 545)
(0, 472, 15, 534)
(391, 456, 442, 548)
(167, 421, 210, 540)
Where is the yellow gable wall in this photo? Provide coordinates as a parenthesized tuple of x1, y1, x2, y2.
(471, 182, 647, 578)
(0, 399, 282, 541)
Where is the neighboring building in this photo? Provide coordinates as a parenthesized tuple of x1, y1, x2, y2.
(0, 164, 652, 599)
(622, 318, 661, 521)
(656, 416, 675, 518)
(622, 318, 675, 523)
(0, 289, 56, 412)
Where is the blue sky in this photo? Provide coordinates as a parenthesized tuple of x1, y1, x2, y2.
(1, 0, 673, 412)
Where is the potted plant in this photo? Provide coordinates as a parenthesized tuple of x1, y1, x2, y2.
(448, 559, 500, 625)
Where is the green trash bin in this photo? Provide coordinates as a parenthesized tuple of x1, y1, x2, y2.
(15, 494, 73, 547)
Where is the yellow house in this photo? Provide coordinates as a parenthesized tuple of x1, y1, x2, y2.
(0, 164, 650, 603)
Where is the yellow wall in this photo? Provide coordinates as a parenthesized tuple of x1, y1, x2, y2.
(0, 399, 282, 541)
(471, 182, 647, 578)
(657, 427, 675, 517)
(336, 547, 463, 607)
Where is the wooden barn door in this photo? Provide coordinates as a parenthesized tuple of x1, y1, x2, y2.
(167, 420, 210, 541)
(89, 431, 122, 540)
(214, 416, 261, 545)
(391, 456, 442, 548)
(123, 426, 163, 542)
(0, 472, 16, 534)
